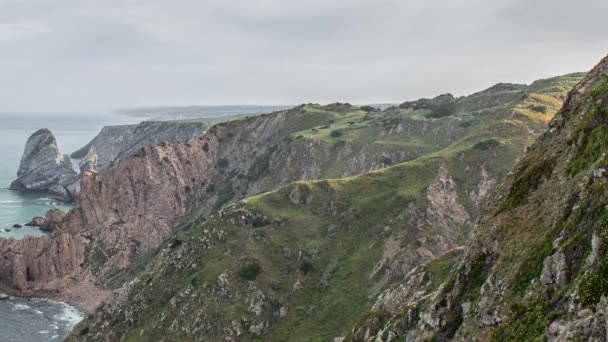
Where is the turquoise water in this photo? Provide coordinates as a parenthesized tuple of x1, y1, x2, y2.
(0, 112, 142, 239)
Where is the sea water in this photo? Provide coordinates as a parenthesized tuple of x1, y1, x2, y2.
(0, 112, 142, 340)
(0, 297, 84, 341)
(0, 112, 140, 237)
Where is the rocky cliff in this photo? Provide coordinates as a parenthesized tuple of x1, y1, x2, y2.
(346, 55, 608, 341)
(9, 129, 78, 201)
(71, 120, 207, 172)
(60, 73, 584, 341)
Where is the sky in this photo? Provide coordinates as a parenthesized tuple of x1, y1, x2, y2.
(0, 0, 606, 113)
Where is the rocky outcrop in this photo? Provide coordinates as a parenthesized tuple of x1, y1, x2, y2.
(28, 208, 67, 231)
(361, 55, 608, 341)
(9, 129, 78, 201)
(71, 120, 206, 172)
(0, 72, 584, 341)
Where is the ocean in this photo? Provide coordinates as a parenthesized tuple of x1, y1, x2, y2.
(0, 112, 140, 236)
(0, 112, 142, 340)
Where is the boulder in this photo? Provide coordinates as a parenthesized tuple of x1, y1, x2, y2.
(30, 217, 49, 229)
(42, 208, 66, 231)
(0, 293, 9, 300)
(9, 129, 77, 201)
(12, 224, 22, 228)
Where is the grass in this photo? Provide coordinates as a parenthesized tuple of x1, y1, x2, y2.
(69, 73, 586, 342)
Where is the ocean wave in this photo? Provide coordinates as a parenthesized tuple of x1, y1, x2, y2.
(51, 302, 84, 327)
(0, 200, 23, 204)
(12, 303, 31, 310)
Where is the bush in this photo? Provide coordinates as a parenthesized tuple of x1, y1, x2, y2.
(300, 261, 314, 274)
(361, 105, 377, 112)
(252, 216, 271, 228)
(530, 105, 548, 114)
(473, 139, 501, 150)
(239, 263, 262, 281)
(330, 130, 343, 138)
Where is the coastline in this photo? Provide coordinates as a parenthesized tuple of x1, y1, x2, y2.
(0, 281, 110, 315)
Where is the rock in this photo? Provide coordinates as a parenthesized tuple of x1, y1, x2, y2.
(0, 293, 9, 300)
(540, 253, 567, 288)
(12, 224, 22, 228)
(30, 217, 48, 228)
(44, 208, 66, 230)
(79, 147, 98, 172)
(9, 129, 77, 201)
(71, 121, 207, 172)
(248, 321, 265, 336)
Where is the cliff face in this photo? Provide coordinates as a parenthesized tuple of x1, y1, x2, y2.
(62, 73, 584, 341)
(9, 129, 78, 201)
(71, 120, 207, 172)
(347, 55, 608, 341)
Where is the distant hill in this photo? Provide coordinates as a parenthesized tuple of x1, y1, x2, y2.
(114, 105, 293, 121)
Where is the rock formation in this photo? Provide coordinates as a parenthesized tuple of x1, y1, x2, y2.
(71, 120, 207, 172)
(0, 71, 585, 341)
(346, 55, 608, 341)
(57, 72, 583, 340)
(9, 129, 78, 201)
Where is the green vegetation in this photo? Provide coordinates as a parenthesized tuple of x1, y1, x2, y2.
(69, 73, 586, 342)
(566, 77, 608, 175)
(239, 263, 262, 281)
(492, 299, 546, 341)
(497, 156, 554, 213)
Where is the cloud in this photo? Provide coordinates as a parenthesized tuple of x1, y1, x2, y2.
(0, 20, 50, 42)
(0, 0, 605, 112)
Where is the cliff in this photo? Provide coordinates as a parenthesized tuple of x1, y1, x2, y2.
(61, 73, 583, 341)
(346, 56, 608, 341)
(9, 129, 78, 201)
(71, 120, 207, 172)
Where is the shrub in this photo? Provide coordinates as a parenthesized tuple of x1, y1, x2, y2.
(252, 216, 271, 228)
(361, 105, 377, 112)
(300, 261, 314, 274)
(531, 105, 548, 114)
(239, 263, 262, 281)
(473, 139, 501, 150)
(330, 130, 343, 138)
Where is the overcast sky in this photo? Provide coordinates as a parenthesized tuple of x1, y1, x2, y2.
(0, 0, 606, 112)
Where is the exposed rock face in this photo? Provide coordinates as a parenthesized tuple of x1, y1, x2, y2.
(71, 120, 206, 172)
(9, 129, 77, 201)
(347, 55, 608, 341)
(0, 73, 583, 341)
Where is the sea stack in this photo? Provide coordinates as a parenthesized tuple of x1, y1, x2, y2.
(9, 129, 78, 201)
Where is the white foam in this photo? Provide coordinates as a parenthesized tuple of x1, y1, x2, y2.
(51, 301, 84, 327)
(38, 330, 50, 334)
(12, 303, 31, 310)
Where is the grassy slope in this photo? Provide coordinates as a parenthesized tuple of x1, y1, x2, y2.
(393, 66, 608, 341)
(71, 74, 583, 342)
